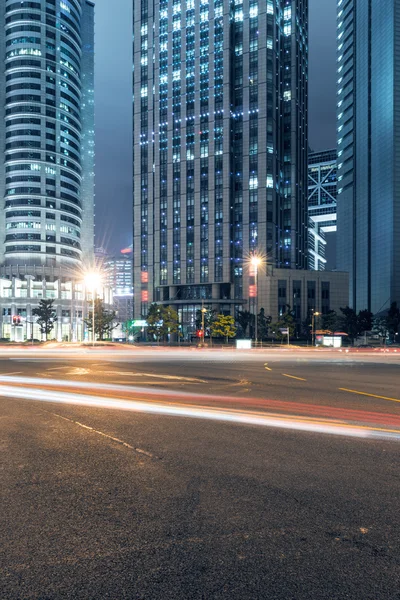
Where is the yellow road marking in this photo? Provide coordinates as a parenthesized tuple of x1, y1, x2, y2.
(282, 374, 307, 381)
(265, 367, 272, 371)
(339, 388, 400, 404)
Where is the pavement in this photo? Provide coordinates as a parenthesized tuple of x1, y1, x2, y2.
(1, 348, 400, 599)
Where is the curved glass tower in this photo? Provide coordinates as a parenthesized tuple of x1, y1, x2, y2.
(0, 0, 95, 268)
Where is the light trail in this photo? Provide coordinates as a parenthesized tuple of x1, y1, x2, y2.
(0, 376, 399, 441)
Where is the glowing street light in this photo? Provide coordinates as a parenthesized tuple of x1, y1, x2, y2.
(250, 255, 262, 345)
(312, 311, 321, 347)
(84, 272, 102, 346)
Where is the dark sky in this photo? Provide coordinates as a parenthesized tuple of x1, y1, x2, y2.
(94, 0, 336, 254)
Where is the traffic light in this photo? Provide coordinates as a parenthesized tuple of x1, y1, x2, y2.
(12, 315, 21, 325)
(12, 316, 17, 325)
(197, 329, 204, 338)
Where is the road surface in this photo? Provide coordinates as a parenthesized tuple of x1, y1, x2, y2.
(1, 348, 400, 599)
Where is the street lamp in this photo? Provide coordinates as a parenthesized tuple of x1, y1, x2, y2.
(312, 311, 321, 347)
(250, 255, 262, 345)
(201, 301, 207, 345)
(84, 272, 102, 346)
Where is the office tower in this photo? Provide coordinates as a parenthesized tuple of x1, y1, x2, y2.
(133, 0, 309, 331)
(0, 0, 95, 269)
(337, 0, 400, 313)
(308, 149, 337, 271)
(0, 0, 97, 341)
(104, 250, 134, 323)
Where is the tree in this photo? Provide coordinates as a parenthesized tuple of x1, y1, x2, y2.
(211, 314, 237, 343)
(195, 308, 217, 337)
(146, 303, 163, 341)
(373, 316, 388, 343)
(236, 310, 253, 338)
(272, 310, 296, 341)
(386, 302, 400, 341)
(85, 298, 118, 341)
(257, 308, 272, 340)
(321, 310, 339, 333)
(159, 305, 179, 342)
(358, 309, 373, 334)
(146, 304, 180, 342)
(32, 299, 58, 340)
(339, 306, 360, 343)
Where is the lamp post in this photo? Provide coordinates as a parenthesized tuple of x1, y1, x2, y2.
(201, 301, 207, 347)
(312, 311, 321, 347)
(84, 273, 102, 346)
(250, 255, 262, 345)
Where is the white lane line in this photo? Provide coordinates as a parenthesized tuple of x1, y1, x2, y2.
(46, 366, 71, 371)
(103, 371, 206, 383)
(42, 409, 156, 458)
(1, 371, 23, 376)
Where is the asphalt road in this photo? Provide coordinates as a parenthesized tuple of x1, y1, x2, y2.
(1, 349, 400, 599)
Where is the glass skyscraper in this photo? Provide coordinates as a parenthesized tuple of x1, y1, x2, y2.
(0, 0, 95, 269)
(0, 0, 97, 342)
(337, 0, 400, 313)
(133, 0, 308, 330)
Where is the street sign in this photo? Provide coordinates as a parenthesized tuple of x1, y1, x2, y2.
(279, 328, 289, 334)
(133, 319, 147, 327)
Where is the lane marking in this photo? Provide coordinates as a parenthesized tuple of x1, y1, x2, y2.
(265, 367, 272, 371)
(103, 371, 206, 383)
(282, 374, 307, 381)
(46, 366, 71, 371)
(339, 388, 400, 404)
(1, 371, 22, 376)
(42, 410, 157, 458)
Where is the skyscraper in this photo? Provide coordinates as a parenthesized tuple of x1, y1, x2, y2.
(308, 149, 337, 271)
(133, 0, 308, 332)
(0, 0, 95, 269)
(336, 0, 400, 313)
(0, 0, 97, 341)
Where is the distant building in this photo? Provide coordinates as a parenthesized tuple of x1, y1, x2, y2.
(308, 150, 337, 271)
(336, 2, 400, 312)
(258, 268, 349, 334)
(104, 253, 133, 323)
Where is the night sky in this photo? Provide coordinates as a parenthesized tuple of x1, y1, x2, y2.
(94, 0, 337, 254)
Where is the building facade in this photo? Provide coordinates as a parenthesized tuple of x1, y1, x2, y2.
(133, 0, 309, 333)
(0, 0, 98, 341)
(336, 0, 400, 313)
(0, 0, 95, 268)
(0, 264, 112, 342)
(104, 251, 134, 323)
(257, 268, 348, 332)
(308, 149, 337, 271)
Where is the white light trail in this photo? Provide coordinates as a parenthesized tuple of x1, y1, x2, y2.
(0, 377, 399, 442)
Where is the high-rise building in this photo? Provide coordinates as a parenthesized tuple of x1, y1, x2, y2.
(0, 0, 98, 341)
(0, 0, 95, 269)
(104, 251, 134, 323)
(308, 149, 337, 271)
(133, 0, 309, 334)
(336, 0, 400, 313)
